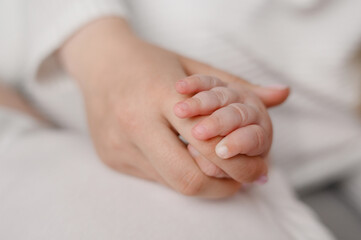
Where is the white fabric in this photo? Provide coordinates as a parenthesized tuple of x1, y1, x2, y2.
(0, 0, 360, 238)
(0, 0, 127, 84)
(0, 109, 334, 240)
(1, 0, 359, 189)
(0, 0, 24, 84)
(340, 166, 361, 215)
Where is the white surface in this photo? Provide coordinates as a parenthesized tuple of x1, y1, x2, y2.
(0, 0, 360, 238)
(0, 109, 334, 240)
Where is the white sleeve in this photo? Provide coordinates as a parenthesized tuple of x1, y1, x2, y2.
(23, 0, 128, 84)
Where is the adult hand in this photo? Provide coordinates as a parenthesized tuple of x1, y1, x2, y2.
(60, 17, 289, 198)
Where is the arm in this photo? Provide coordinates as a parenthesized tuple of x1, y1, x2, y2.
(59, 17, 289, 197)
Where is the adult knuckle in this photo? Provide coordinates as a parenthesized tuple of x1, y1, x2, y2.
(106, 130, 124, 151)
(109, 137, 122, 151)
(114, 105, 141, 132)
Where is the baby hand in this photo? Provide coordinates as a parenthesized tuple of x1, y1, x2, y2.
(174, 74, 273, 181)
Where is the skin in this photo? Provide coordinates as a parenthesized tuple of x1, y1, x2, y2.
(0, 83, 48, 124)
(174, 75, 274, 178)
(58, 17, 290, 198)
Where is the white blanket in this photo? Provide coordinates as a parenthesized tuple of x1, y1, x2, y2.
(0, 108, 334, 240)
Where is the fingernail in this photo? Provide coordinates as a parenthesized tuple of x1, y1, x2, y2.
(177, 102, 189, 112)
(193, 125, 207, 136)
(215, 144, 229, 159)
(255, 175, 268, 185)
(265, 84, 289, 90)
(188, 144, 200, 157)
(176, 80, 187, 89)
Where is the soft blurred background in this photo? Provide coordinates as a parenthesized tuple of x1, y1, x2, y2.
(1, 1, 361, 239)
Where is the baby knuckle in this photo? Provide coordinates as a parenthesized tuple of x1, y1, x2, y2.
(187, 74, 207, 89)
(191, 95, 203, 109)
(191, 74, 203, 86)
(210, 76, 223, 87)
(176, 171, 205, 196)
(213, 87, 229, 106)
(203, 164, 223, 178)
(253, 126, 266, 153)
(229, 103, 248, 123)
(207, 114, 222, 132)
(193, 74, 217, 88)
(210, 76, 217, 87)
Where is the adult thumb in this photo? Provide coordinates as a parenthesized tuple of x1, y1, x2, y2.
(179, 56, 290, 107)
(249, 84, 290, 107)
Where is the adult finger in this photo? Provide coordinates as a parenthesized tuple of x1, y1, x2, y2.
(99, 139, 165, 183)
(179, 56, 290, 107)
(133, 120, 241, 198)
(188, 144, 229, 178)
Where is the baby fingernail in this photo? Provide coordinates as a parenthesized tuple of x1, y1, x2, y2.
(193, 125, 207, 136)
(255, 175, 268, 185)
(177, 102, 189, 112)
(176, 80, 187, 89)
(216, 144, 229, 159)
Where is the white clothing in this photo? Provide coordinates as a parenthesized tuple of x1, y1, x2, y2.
(0, 0, 361, 239)
(340, 166, 361, 215)
(0, 108, 334, 240)
(1, 0, 361, 190)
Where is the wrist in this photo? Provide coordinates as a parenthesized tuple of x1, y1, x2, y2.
(59, 16, 138, 88)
